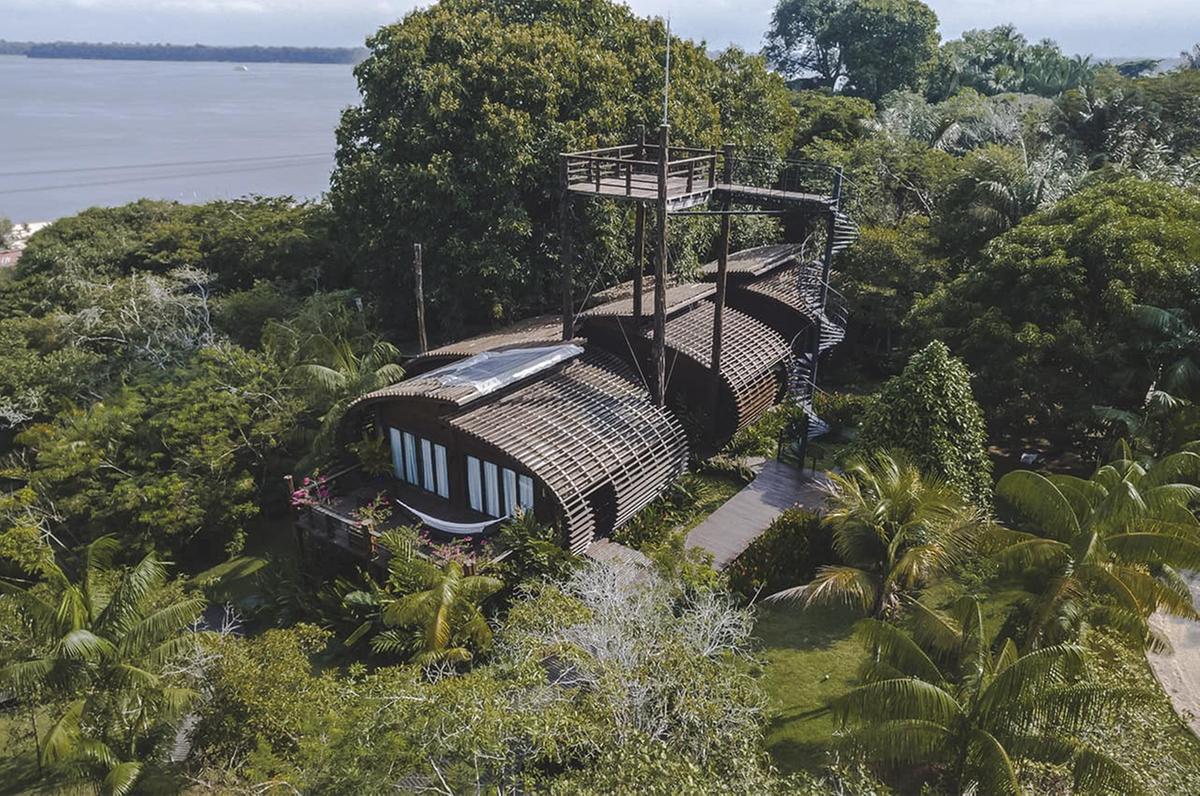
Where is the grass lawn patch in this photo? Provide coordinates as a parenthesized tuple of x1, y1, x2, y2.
(753, 603, 863, 774)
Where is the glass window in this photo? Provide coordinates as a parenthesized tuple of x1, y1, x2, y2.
(402, 432, 418, 486)
(389, 428, 404, 480)
(484, 461, 500, 517)
(502, 468, 517, 516)
(421, 438, 435, 492)
(467, 456, 483, 512)
(518, 475, 535, 510)
(434, 445, 449, 499)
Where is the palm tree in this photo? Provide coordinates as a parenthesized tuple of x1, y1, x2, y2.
(290, 334, 405, 460)
(0, 537, 205, 794)
(994, 443, 1200, 649)
(834, 598, 1142, 794)
(768, 452, 982, 618)
(345, 530, 503, 665)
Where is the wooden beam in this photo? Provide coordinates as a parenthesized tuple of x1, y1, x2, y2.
(653, 124, 670, 406)
(633, 203, 645, 321)
(709, 143, 734, 419)
(413, 243, 428, 354)
(559, 156, 575, 341)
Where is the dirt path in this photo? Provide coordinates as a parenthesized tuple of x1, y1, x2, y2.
(1148, 572, 1200, 736)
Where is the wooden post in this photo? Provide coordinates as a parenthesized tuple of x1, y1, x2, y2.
(633, 203, 646, 322)
(653, 123, 670, 406)
(709, 143, 734, 419)
(413, 243, 428, 353)
(559, 157, 575, 341)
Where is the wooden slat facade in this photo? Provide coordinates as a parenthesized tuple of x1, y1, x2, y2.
(448, 349, 688, 553)
(655, 302, 789, 439)
(728, 261, 819, 346)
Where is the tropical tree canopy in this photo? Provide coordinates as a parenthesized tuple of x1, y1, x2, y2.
(835, 598, 1144, 794)
(911, 177, 1200, 445)
(768, 451, 981, 617)
(765, 0, 940, 101)
(853, 340, 993, 504)
(332, 0, 796, 336)
(994, 442, 1200, 648)
(0, 537, 205, 794)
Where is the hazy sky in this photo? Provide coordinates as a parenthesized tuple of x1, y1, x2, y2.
(3, 0, 1197, 58)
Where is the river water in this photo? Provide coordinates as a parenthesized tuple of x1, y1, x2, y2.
(0, 55, 360, 222)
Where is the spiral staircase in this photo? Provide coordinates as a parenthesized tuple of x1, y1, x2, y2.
(779, 202, 858, 465)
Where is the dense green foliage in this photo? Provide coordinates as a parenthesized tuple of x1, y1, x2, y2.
(835, 600, 1143, 794)
(4, 2, 1200, 793)
(994, 444, 1200, 649)
(189, 563, 791, 793)
(332, 0, 795, 336)
(853, 341, 992, 504)
(728, 508, 832, 596)
(765, 0, 939, 101)
(769, 452, 981, 617)
(0, 538, 205, 794)
(914, 179, 1200, 445)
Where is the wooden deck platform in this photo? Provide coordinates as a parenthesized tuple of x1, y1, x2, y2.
(685, 462, 831, 569)
(566, 173, 715, 210)
(567, 176, 834, 212)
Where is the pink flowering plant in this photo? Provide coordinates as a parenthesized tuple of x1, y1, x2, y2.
(352, 493, 393, 534)
(419, 531, 497, 568)
(290, 475, 332, 508)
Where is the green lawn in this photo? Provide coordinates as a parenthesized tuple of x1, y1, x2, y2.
(753, 603, 863, 774)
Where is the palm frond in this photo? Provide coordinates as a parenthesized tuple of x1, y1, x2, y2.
(966, 727, 1021, 796)
(291, 363, 349, 395)
(57, 629, 116, 662)
(100, 761, 143, 796)
(1071, 746, 1145, 795)
(0, 657, 56, 694)
(855, 619, 945, 683)
(905, 600, 963, 658)
(40, 698, 85, 767)
(833, 678, 962, 726)
(95, 554, 167, 636)
(1142, 451, 1200, 489)
(977, 644, 1087, 723)
(116, 595, 205, 657)
(1107, 532, 1200, 569)
(840, 718, 952, 767)
(994, 537, 1071, 572)
(996, 471, 1080, 541)
(767, 565, 879, 614)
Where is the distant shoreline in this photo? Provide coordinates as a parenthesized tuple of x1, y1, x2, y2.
(0, 40, 365, 65)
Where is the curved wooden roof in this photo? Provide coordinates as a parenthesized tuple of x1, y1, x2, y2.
(405, 314, 563, 376)
(728, 261, 819, 345)
(348, 343, 584, 410)
(700, 243, 803, 279)
(581, 282, 715, 320)
(448, 349, 688, 553)
(654, 302, 789, 438)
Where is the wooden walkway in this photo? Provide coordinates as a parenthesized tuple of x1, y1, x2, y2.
(686, 461, 830, 569)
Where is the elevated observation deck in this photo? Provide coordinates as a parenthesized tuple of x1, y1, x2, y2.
(561, 143, 842, 213)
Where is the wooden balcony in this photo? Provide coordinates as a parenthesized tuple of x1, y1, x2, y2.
(562, 143, 719, 210)
(561, 143, 843, 213)
(293, 468, 505, 566)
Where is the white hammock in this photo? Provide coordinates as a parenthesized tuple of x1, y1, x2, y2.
(394, 498, 507, 536)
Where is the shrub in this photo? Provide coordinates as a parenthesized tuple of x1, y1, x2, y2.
(727, 508, 832, 597)
(852, 340, 992, 505)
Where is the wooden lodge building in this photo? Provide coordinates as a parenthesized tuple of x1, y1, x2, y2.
(294, 136, 856, 563)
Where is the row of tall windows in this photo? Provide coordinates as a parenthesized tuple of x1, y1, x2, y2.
(466, 455, 534, 518)
(388, 428, 449, 499)
(387, 428, 534, 518)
